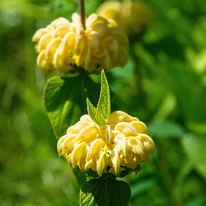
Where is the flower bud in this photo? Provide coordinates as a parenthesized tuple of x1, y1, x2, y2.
(32, 13, 129, 72)
(57, 111, 155, 177)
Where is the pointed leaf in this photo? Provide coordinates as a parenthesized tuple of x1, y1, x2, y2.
(86, 98, 106, 126)
(80, 177, 131, 206)
(97, 70, 111, 120)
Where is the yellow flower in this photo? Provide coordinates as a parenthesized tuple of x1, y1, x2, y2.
(97, 0, 154, 36)
(32, 13, 129, 72)
(57, 111, 155, 177)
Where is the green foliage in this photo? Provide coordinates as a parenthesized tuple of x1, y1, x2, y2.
(44, 74, 100, 138)
(86, 98, 106, 126)
(183, 134, 206, 179)
(1, 0, 206, 205)
(86, 70, 110, 126)
(97, 71, 111, 120)
(44, 75, 82, 138)
(80, 177, 131, 206)
(148, 120, 185, 138)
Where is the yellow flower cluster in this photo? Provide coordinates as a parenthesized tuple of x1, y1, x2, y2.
(97, 0, 154, 36)
(32, 13, 129, 72)
(57, 111, 155, 177)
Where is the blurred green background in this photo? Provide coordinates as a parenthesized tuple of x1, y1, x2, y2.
(0, 0, 206, 205)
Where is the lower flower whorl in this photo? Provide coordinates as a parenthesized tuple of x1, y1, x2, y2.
(57, 111, 155, 177)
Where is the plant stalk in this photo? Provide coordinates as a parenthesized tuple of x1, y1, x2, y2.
(78, 0, 86, 29)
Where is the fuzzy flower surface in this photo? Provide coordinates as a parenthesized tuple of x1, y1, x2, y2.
(97, 0, 154, 36)
(57, 111, 155, 177)
(32, 13, 129, 72)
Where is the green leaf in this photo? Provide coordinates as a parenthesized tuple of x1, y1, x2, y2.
(157, 53, 206, 123)
(44, 74, 100, 138)
(80, 177, 131, 206)
(86, 70, 111, 126)
(44, 75, 81, 138)
(44, 74, 100, 188)
(97, 70, 111, 120)
(182, 134, 206, 179)
(148, 120, 185, 138)
(86, 98, 106, 126)
(108, 179, 131, 206)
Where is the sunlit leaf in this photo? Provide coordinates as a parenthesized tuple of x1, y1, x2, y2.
(86, 98, 106, 126)
(86, 70, 111, 126)
(97, 70, 111, 120)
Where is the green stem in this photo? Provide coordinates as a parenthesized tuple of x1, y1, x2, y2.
(78, 0, 86, 29)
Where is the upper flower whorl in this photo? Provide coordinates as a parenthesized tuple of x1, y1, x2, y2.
(32, 13, 129, 72)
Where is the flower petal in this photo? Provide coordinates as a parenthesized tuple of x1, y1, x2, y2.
(111, 148, 121, 175)
(70, 142, 87, 167)
(96, 151, 108, 176)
